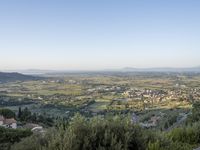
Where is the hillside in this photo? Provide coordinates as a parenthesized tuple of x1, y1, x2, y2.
(0, 72, 42, 83)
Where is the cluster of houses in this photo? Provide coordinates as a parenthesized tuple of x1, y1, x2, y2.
(0, 115, 17, 129)
(0, 115, 44, 133)
(87, 86, 123, 93)
(123, 88, 200, 103)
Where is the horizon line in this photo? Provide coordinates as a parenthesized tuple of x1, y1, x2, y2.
(1, 66, 200, 72)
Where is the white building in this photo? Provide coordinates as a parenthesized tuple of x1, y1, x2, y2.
(0, 115, 4, 126)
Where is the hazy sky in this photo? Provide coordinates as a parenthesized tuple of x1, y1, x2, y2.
(0, 0, 200, 70)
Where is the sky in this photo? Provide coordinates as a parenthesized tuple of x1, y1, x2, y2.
(0, 0, 200, 70)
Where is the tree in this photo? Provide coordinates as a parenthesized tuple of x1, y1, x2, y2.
(20, 107, 32, 122)
(0, 108, 15, 118)
(190, 101, 200, 122)
(18, 107, 22, 118)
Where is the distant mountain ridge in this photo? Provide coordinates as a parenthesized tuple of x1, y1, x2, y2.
(122, 66, 200, 72)
(0, 72, 42, 83)
(2, 66, 200, 74)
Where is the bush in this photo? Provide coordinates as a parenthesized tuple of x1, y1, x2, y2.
(12, 114, 148, 150)
(11, 114, 200, 150)
(0, 127, 32, 150)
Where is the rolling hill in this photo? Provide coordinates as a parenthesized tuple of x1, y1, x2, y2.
(0, 72, 42, 83)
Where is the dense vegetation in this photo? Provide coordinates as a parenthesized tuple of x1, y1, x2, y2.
(0, 102, 199, 150)
(0, 127, 32, 150)
(4, 102, 199, 150)
(11, 111, 200, 150)
(17, 107, 54, 127)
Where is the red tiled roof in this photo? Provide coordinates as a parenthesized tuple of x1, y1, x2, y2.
(4, 118, 17, 124)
